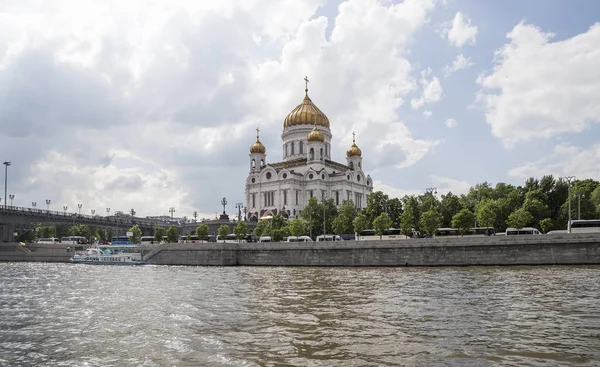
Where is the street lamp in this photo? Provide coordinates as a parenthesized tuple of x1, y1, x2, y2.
(78, 203, 82, 214)
(562, 176, 576, 233)
(9, 194, 14, 207)
(46, 199, 51, 210)
(193, 211, 198, 223)
(32, 202, 36, 209)
(169, 207, 176, 220)
(130, 208, 136, 217)
(426, 187, 437, 210)
(91, 209, 95, 216)
(106, 207, 111, 217)
(243, 206, 247, 221)
(63, 205, 68, 214)
(236, 202, 243, 221)
(3, 161, 10, 208)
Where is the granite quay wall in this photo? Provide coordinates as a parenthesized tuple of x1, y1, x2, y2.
(145, 233, 600, 267)
(0, 243, 72, 262)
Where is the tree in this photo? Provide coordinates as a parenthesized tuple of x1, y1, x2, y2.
(352, 214, 368, 240)
(154, 226, 166, 243)
(451, 209, 475, 235)
(420, 209, 442, 236)
(476, 198, 498, 228)
(196, 224, 209, 242)
(372, 213, 392, 240)
(539, 218, 553, 234)
(234, 221, 248, 242)
(400, 200, 417, 237)
(218, 225, 230, 242)
(301, 197, 321, 237)
(128, 224, 142, 244)
(387, 197, 403, 228)
(332, 200, 356, 235)
(506, 208, 533, 230)
(592, 186, 600, 217)
(254, 220, 269, 237)
(166, 225, 178, 243)
(439, 192, 462, 228)
(288, 219, 307, 237)
(363, 191, 389, 228)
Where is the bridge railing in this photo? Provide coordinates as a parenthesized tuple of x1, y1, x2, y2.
(0, 205, 171, 228)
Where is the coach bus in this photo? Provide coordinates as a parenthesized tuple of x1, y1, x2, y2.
(570, 219, 600, 233)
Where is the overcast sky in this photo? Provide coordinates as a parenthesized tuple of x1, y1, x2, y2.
(1, 0, 599, 219)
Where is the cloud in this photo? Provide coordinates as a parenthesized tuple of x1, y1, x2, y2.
(431, 175, 472, 195)
(410, 68, 443, 110)
(423, 110, 432, 117)
(373, 180, 424, 198)
(508, 142, 600, 180)
(444, 118, 457, 128)
(443, 53, 474, 75)
(476, 22, 600, 148)
(0, 0, 440, 217)
(441, 12, 478, 47)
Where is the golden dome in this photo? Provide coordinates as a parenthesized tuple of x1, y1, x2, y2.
(346, 132, 362, 157)
(307, 125, 325, 142)
(283, 77, 330, 129)
(250, 127, 266, 154)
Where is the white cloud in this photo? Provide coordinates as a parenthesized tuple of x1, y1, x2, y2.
(444, 118, 457, 128)
(423, 110, 432, 117)
(508, 142, 600, 180)
(441, 12, 478, 47)
(373, 180, 423, 199)
(0, 0, 440, 217)
(431, 175, 472, 195)
(411, 68, 443, 110)
(443, 53, 473, 75)
(476, 22, 600, 148)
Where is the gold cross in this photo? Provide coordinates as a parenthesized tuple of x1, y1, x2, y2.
(304, 76, 309, 91)
(352, 131, 356, 144)
(256, 127, 260, 140)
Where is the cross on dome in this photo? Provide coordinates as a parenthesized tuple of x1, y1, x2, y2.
(304, 76, 309, 94)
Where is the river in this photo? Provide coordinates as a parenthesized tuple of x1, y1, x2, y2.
(0, 263, 599, 366)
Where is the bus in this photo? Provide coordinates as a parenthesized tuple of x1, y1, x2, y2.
(111, 236, 133, 244)
(179, 235, 199, 243)
(506, 227, 542, 235)
(570, 219, 600, 233)
(316, 235, 344, 242)
(61, 236, 89, 245)
(140, 236, 156, 245)
(435, 227, 496, 237)
(358, 228, 411, 241)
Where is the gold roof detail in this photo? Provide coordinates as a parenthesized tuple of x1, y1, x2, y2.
(346, 131, 362, 157)
(250, 127, 266, 154)
(307, 125, 325, 142)
(283, 76, 330, 129)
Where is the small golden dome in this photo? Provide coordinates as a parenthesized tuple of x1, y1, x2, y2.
(250, 127, 266, 154)
(346, 132, 362, 157)
(307, 125, 325, 142)
(283, 77, 330, 129)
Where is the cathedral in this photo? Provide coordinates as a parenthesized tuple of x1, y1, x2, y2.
(245, 78, 373, 221)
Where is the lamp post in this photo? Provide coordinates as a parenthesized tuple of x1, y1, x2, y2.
(193, 211, 198, 223)
(63, 205, 68, 214)
(562, 176, 576, 233)
(169, 207, 175, 220)
(425, 187, 437, 210)
(243, 206, 247, 221)
(3, 161, 10, 208)
(576, 191, 582, 220)
(106, 207, 110, 217)
(9, 194, 14, 207)
(91, 209, 95, 216)
(46, 199, 51, 210)
(32, 202, 36, 209)
(77, 203, 82, 214)
(322, 193, 327, 238)
(130, 208, 136, 217)
(236, 202, 243, 221)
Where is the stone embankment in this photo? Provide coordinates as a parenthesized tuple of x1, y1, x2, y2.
(1, 233, 599, 266)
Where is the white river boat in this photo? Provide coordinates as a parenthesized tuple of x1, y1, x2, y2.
(70, 244, 146, 265)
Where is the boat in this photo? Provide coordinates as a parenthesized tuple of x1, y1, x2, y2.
(70, 244, 146, 265)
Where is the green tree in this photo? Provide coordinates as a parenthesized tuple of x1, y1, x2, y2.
(439, 192, 462, 228)
(270, 228, 286, 242)
(506, 208, 533, 230)
(363, 191, 389, 228)
(332, 200, 356, 235)
(539, 218, 553, 234)
(166, 225, 178, 243)
(451, 209, 475, 235)
(218, 225, 230, 242)
(372, 213, 392, 240)
(253, 220, 269, 237)
(234, 221, 248, 242)
(400, 200, 417, 237)
(420, 209, 442, 236)
(387, 197, 403, 228)
(128, 224, 142, 244)
(154, 226, 166, 243)
(592, 186, 600, 217)
(196, 224, 209, 242)
(352, 214, 368, 240)
(301, 197, 321, 237)
(288, 219, 307, 237)
(476, 198, 498, 228)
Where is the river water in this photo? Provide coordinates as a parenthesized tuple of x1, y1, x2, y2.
(0, 263, 599, 366)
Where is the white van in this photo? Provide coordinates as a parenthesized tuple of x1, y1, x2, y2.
(286, 236, 313, 242)
(259, 236, 272, 243)
(36, 237, 60, 244)
(140, 236, 155, 245)
(316, 235, 344, 242)
(506, 227, 542, 235)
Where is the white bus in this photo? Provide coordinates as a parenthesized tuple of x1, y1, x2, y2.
(570, 219, 600, 233)
(61, 236, 89, 245)
(140, 236, 156, 245)
(506, 227, 542, 235)
(286, 236, 313, 242)
(316, 235, 344, 242)
(36, 237, 60, 244)
(435, 227, 496, 237)
(358, 228, 411, 241)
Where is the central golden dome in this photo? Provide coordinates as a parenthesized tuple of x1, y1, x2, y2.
(283, 81, 330, 129)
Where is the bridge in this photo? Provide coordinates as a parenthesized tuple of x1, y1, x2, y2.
(0, 205, 172, 242)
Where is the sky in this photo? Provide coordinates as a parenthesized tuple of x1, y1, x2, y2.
(0, 0, 599, 219)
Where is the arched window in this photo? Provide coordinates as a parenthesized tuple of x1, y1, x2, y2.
(291, 142, 295, 155)
(299, 141, 304, 154)
(285, 143, 288, 157)
(251, 159, 256, 168)
(349, 162, 354, 170)
(358, 162, 361, 169)
(310, 148, 314, 160)
(320, 148, 323, 161)
(260, 159, 265, 167)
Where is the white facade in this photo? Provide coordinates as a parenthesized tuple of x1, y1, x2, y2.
(245, 86, 373, 221)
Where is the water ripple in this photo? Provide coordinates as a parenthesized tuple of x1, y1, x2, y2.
(0, 263, 599, 366)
